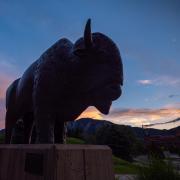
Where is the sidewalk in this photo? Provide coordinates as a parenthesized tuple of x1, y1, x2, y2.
(115, 174, 136, 180)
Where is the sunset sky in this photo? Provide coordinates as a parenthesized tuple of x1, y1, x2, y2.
(0, 0, 180, 129)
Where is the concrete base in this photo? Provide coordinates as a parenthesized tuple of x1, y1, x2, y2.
(0, 144, 114, 180)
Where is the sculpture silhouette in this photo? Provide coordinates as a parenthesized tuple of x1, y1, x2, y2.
(5, 19, 123, 144)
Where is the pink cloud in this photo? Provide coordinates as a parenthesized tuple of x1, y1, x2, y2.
(0, 99, 5, 129)
(77, 106, 180, 129)
(164, 102, 180, 109)
(0, 56, 20, 129)
(0, 73, 15, 99)
(137, 80, 153, 85)
(0, 57, 20, 99)
(102, 108, 180, 129)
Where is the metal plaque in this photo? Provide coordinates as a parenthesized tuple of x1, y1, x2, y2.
(24, 153, 44, 176)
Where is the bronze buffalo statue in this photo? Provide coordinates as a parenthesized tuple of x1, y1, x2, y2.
(5, 19, 123, 144)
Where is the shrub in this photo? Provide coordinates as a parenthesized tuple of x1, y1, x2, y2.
(0, 134, 5, 143)
(95, 124, 136, 161)
(136, 157, 180, 180)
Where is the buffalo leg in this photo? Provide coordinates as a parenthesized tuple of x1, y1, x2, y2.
(23, 112, 34, 143)
(5, 109, 18, 144)
(54, 118, 67, 144)
(35, 111, 55, 143)
(30, 124, 36, 144)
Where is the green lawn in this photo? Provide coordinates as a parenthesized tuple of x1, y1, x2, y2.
(67, 137, 139, 174)
(0, 134, 4, 143)
(112, 155, 139, 174)
(66, 137, 86, 144)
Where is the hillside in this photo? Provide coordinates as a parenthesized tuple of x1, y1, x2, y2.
(67, 118, 180, 139)
(0, 118, 179, 139)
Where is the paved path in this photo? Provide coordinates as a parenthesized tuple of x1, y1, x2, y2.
(115, 174, 136, 180)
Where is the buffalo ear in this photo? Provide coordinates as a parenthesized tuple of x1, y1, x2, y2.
(84, 19, 93, 48)
(73, 19, 93, 57)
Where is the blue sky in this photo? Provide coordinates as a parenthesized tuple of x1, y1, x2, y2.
(0, 0, 180, 129)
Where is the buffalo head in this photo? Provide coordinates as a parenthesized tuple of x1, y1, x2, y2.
(71, 19, 123, 115)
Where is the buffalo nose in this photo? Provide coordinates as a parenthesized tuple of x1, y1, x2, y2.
(110, 85, 122, 101)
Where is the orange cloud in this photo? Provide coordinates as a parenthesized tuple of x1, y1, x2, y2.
(76, 106, 180, 129)
(0, 99, 180, 130)
(102, 108, 180, 129)
(113, 108, 180, 117)
(77, 106, 103, 120)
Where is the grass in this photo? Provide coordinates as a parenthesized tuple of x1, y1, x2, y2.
(66, 137, 86, 144)
(112, 155, 139, 174)
(67, 137, 139, 174)
(136, 157, 180, 180)
(0, 134, 4, 143)
(67, 137, 140, 174)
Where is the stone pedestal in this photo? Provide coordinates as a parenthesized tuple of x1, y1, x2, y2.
(0, 144, 114, 180)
